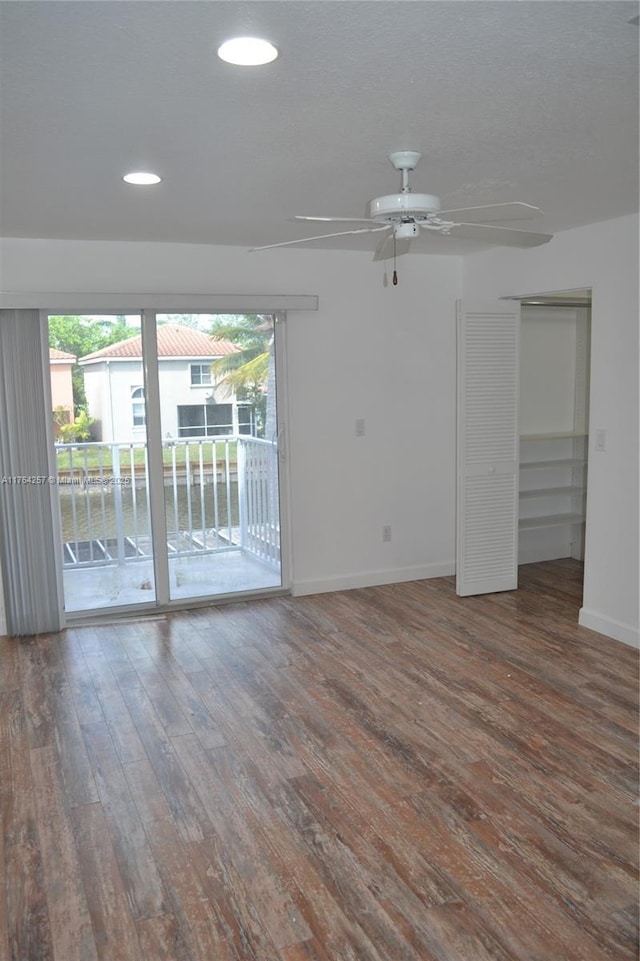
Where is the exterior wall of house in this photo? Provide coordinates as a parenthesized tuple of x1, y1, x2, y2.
(49, 361, 74, 419)
(83, 358, 136, 441)
(152, 357, 235, 440)
(83, 356, 237, 442)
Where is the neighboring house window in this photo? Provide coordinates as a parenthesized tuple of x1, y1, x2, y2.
(131, 386, 146, 427)
(190, 363, 212, 386)
(238, 404, 256, 436)
(178, 404, 233, 437)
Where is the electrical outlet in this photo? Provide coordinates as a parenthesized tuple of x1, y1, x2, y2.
(382, 525, 392, 542)
(355, 418, 365, 437)
(594, 428, 606, 452)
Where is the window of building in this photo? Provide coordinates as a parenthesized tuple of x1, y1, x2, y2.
(238, 404, 256, 435)
(177, 404, 233, 437)
(131, 386, 146, 427)
(190, 363, 212, 386)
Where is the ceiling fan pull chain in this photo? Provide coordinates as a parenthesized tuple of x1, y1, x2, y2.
(392, 231, 398, 285)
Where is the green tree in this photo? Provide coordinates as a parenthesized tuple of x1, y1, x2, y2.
(48, 315, 137, 412)
(209, 315, 274, 437)
(58, 409, 94, 443)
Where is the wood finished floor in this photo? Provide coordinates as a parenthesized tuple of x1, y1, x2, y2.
(1, 559, 638, 961)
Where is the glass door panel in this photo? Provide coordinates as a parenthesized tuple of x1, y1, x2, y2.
(49, 313, 157, 612)
(155, 313, 282, 601)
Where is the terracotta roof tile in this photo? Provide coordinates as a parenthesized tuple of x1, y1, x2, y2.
(49, 347, 76, 360)
(79, 324, 238, 362)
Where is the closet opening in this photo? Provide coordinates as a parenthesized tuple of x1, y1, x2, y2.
(515, 288, 592, 599)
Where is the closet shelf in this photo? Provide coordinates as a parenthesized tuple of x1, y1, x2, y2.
(520, 458, 586, 470)
(519, 512, 585, 530)
(520, 431, 588, 441)
(519, 486, 585, 499)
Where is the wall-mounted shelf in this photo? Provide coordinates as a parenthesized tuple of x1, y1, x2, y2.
(520, 431, 587, 441)
(518, 433, 588, 536)
(521, 458, 585, 470)
(520, 512, 585, 530)
(519, 486, 585, 499)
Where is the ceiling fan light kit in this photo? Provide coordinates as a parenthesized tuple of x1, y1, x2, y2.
(393, 222, 420, 240)
(250, 150, 554, 279)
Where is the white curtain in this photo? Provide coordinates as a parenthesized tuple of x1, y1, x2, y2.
(0, 309, 64, 635)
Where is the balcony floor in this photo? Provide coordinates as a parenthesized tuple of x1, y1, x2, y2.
(63, 549, 282, 614)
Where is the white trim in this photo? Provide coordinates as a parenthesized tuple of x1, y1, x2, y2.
(518, 545, 571, 566)
(291, 562, 455, 597)
(79, 354, 237, 367)
(274, 312, 292, 593)
(0, 292, 319, 312)
(141, 311, 170, 605)
(41, 311, 67, 629)
(578, 608, 640, 649)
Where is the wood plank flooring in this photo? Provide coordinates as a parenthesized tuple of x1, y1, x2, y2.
(1, 559, 638, 961)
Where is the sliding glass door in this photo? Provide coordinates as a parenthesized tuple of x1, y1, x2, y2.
(50, 311, 283, 616)
(154, 313, 282, 602)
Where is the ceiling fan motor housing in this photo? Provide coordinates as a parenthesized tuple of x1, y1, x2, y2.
(394, 222, 420, 239)
(369, 192, 441, 222)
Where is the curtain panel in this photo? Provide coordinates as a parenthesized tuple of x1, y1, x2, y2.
(0, 309, 64, 635)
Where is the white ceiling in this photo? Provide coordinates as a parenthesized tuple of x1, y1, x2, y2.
(0, 1, 638, 256)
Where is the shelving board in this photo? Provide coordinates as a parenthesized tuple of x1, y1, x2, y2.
(519, 486, 585, 499)
(519, 512, 585, 530)
(520, 458, 586, 470)
(520, 432, 588, 441)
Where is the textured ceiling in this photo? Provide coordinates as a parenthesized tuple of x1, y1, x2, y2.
(0, 1, 638, 256)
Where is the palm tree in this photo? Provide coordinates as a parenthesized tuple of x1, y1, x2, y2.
(210, 315, 275, 438)
(211, 315, 280, 542)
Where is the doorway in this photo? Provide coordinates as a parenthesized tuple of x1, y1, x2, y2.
(455, 290, 592, 609)
(516, 289, 591, 580)
(512, 289, 592, 624)
(48, 311, 286, 617)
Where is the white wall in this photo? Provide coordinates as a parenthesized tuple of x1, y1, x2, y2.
(463, 214, 639, 648)
(2, 220, 634, 648)
(520, 307, 579, 436)
(0, 238, 462, 633)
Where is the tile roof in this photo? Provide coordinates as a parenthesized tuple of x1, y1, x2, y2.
(49, 347, 76, 360)
(79, 324, 239, 362)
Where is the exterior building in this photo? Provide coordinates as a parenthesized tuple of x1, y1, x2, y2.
(79, 324, 251, 442)
(49, 347, 76, 431)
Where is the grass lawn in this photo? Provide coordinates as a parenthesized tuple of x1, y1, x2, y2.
(56, 439, 239, 473)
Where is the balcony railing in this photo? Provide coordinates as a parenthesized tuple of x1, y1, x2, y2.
(55, 436, 280, 571)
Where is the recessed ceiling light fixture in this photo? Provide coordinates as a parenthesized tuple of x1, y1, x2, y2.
(123, 171, 162, 185)
(217, 36, 278, 66)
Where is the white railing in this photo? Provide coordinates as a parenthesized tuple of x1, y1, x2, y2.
(55, 436, 280, 570)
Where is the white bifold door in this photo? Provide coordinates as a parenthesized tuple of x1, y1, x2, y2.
(456, 300, 520, 596)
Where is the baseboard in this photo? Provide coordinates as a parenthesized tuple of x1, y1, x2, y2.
(579, 608, 640, 649)
(518, 545, 572, 566)
(291, 562, 455, 597)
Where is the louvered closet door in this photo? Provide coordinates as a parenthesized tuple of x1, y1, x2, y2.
(456, 301, 520, 596)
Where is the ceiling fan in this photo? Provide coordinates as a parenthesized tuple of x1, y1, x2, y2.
(250, 151, 553, 283)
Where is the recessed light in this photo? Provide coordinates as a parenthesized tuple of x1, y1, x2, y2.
(123, 172, 162, 185)
(217, 36, 278, 66)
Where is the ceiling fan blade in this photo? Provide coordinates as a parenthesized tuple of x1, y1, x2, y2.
(446, 222, 553, 247)
(250, 225, 389, 252)
(437, 202, 542, 223)
(373, 232, 411, 262)
(294, 215, 382, 225)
